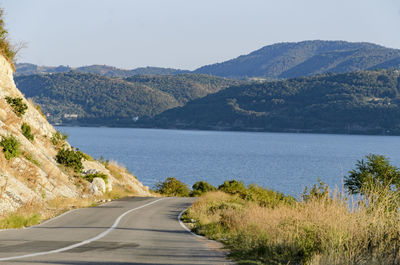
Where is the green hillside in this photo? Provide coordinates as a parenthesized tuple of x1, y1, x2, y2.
(15, 63, 188, 77)
(125, 74, 241, 104)
(15, 72, 239, 125)
(194, 40, 400, 79)
(151, 70, 400, 134)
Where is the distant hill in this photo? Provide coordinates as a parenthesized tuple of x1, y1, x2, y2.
(15, 63, 188, 77)
(194, 40, 400, 79)
(15, 72, 240, 125)
(17, 41, 400, 80)
(125, 74, 240, 105)
(150, 69, 400, 135)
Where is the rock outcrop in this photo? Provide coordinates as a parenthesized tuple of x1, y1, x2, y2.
(0, 55, 150, 215)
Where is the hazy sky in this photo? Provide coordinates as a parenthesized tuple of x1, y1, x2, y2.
(1, 0, 400, 70)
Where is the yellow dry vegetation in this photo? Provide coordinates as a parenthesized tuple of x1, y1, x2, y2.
(187, 189, 400, 265)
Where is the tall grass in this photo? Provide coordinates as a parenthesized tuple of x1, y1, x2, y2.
(186, 188, 400, 265)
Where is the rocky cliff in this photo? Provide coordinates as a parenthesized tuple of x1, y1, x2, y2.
(0, 55, 150, 215)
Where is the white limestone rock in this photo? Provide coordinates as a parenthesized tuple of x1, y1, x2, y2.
(91, 177, 106, 194)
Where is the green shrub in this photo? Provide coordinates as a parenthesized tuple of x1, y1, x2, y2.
(83, 172, 108, 184)
(5, 96, 27, 117)
(302, 178, 330, 202)
(155, 177, 190, 197)
(218, 179, 248, 198)
(21, 123, 34, 141)
(191, 180, 216, 197)
(51, 131, 68, 148)
(0, 135, 20, 160)
(55, 148, 83, 173)
(246, 184, 296, 207)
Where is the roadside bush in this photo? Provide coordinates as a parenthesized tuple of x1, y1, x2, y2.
(0, 135, 20, 160)
(246, 184, 296, 207)
(302, 178, 330, 202)
(21, 122, 34, 141)
(190, 180, 216, 197)
(83, 172, 108, 184)
(55, 148, 83, 173)
(218, 179, 248, 198)
(155, 177, 190, 197)
(5, 96, 27, 117)
(187, 187, 400, 265)
(51, 131, 68, 148)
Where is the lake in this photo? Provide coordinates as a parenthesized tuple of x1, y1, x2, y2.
(57, 127, 400, 197)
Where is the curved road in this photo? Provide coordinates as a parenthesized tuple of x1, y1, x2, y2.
(0, 197, 232, 265)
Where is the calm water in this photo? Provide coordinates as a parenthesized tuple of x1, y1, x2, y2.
(57, 127, 400, 196)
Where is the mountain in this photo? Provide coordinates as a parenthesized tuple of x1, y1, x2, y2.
(15, 73, 240, 125)
(15, 63, 188, 77)
(194, 40, 400, 79)
(150, 69, 400, 135)
(17, 41, 400, 80)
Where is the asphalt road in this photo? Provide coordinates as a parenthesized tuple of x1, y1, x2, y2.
(0, 197, 232, 265)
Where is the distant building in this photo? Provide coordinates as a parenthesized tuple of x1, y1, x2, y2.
(64, 114, 78, 119)
(132, 116, 139, 122)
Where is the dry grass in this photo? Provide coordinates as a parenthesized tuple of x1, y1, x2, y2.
(0, 178, 141, 230)
(0, 201, 42, 229)
(106, 161, 130, 180)
(27, 98, 46, 119)
(0, 193, 118, 229)
(104, 184, 136, 200)
(187, 190, 400, 265)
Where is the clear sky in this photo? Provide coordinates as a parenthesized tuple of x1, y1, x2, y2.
(1, 0, 400, 70)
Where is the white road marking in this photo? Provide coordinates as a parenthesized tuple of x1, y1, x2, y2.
(0, 198, 164, 261)
(178, 209, 203, 239)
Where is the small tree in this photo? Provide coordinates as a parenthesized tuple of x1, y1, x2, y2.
(155, 177, 190, 197)
(191, 181, 216, 197)
(344, 154, 400, 195)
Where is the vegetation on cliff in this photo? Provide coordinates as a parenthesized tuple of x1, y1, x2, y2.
(0, 8, 17, 68)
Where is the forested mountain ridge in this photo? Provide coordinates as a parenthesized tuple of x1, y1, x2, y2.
(17, 41, 400, 80)
(15, 63, 188, 77)
(194, 40, 400, 79)
(150, 69, 400, 135)
(125, 74, 241, 105)
(15, 72, 240, 125)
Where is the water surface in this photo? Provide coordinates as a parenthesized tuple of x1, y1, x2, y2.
(57, 127, 400, 196)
